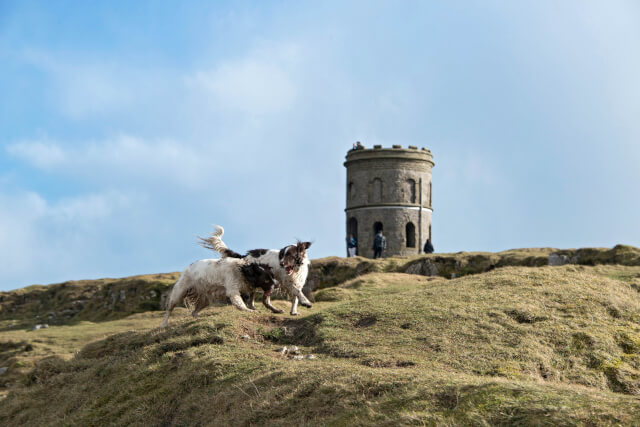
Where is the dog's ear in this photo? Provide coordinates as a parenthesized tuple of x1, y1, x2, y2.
(253, 264, 268, 276)
(243, 263, 274, 281)
(240, 264, 259, 281)
(299, 241, 312, 250)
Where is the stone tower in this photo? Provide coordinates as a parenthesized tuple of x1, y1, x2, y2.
(344, 144, 434, 258)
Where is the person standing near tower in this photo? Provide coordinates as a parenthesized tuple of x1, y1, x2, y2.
(373, 230, 386, 259)
(347, 234, 357, 257)
(423, 238, 434, 254)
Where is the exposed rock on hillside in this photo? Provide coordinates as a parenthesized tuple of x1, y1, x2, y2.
(0, 274, 178, 328)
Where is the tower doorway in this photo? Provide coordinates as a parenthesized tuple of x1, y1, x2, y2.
(348, 217, 358, 255)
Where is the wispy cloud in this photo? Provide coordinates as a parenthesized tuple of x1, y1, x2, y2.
(6, 139, 65, 169)
(21, 49, 177, 119)
(0, 189, 131, 289)
(186, 43, 301, 116)
(6, 135, 215, 189)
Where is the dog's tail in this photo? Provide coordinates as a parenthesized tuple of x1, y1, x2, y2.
(197, 225, 243, 258)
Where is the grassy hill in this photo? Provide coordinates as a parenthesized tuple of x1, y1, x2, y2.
(1, 247, 640, 425)
(3, 245, 638, 329)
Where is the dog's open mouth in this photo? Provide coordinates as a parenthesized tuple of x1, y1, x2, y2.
(285, 266, 293, 275)
(265, 289, 272, 296)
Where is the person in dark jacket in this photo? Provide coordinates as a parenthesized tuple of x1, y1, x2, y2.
(423, 238, 434, 254)
(347, 234, 357, 257)
(372, 231, 386, 259)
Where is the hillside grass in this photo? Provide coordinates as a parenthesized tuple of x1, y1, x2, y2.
(0, 273, 179, 330)
(3, 245, 639, 328)
(1, 265, 640, 425)
(0, 313, 163, 398)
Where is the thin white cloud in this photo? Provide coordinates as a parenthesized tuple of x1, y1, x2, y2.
(23, 42, 302, 119)
(0, 189, 130, 289)
(0, 190, 129, 234)
(6, 140, 65, 169)
(21, 49, 175, 119)
(187, 43, 300, 115)
(47, 191, 129, 223)
(6, 135, 215, 189)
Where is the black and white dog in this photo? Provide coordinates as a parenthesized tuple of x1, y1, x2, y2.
(161, 257, 279, 327)
(199, 226, 313, 315)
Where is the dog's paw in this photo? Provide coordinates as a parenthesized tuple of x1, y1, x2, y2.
(301, 302, 312, 308)
(271, 309, 284, 314)
(290, 312, 299, 316)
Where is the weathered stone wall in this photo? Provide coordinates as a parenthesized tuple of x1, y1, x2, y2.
(344, 146, 434, 258)
(346, 207, 432, 258)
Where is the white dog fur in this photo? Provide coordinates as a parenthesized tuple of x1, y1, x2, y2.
(161, 257, 278, 327)
(199, 226, 313, 315)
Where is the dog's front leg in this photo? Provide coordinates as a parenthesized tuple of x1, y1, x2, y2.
(247, 291, 257, 310)
(192, 296, 208, 318)
(229, 293, 256, 312)
(290, 296, 299, 315)
(262, 293, 284, 314)
(289, 286, 312, 308)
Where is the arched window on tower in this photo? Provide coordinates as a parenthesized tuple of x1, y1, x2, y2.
(406, 222, 416, 248)
(348, 182, 355, 201)
(429, 180, 432, 206)
(406, 179, 416, 203)
(373, 221, 383, 234)
(370, 178, 383, 203)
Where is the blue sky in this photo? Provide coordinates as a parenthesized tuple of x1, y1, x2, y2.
(1, 1, 639, 290)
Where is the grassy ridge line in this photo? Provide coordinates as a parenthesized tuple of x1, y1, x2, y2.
(306, 244, 640, 291)
(1, 265, 640, 425)
(1, 245, 639, 329)
(0, 273, 180, 329)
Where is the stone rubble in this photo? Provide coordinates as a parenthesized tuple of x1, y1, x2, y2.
(277, 345, 316, 360)
(548, 253, 571, 266)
